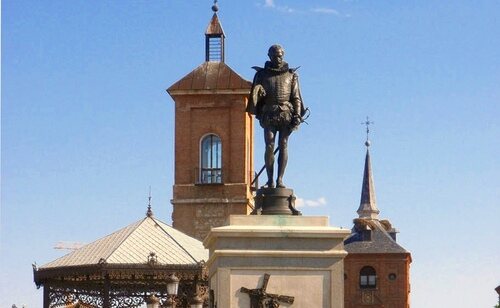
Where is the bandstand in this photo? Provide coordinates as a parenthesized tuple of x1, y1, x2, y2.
(33, 206, 209, 308)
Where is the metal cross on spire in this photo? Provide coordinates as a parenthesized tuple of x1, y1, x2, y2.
(361, 116, 374, 147)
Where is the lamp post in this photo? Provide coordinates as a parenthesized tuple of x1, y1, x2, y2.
(163, 297, 175, 308)
(189, 294, 203, 308)
(163, 274, 180, 308)
(166, 274, 180, 296)
(145, 294, 160, 308)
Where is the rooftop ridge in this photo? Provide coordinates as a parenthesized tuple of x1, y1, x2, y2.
(150, 217, 201, 264)
(41, 219, 143, 268)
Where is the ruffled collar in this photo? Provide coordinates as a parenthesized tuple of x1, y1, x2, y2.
(264, 61, 289, 73)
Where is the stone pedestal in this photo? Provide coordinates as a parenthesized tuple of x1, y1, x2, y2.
(253, 187, 301, 215)
(203, 215, 350, 308)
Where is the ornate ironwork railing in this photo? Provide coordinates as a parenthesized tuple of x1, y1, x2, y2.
(34, 263, 208, 308)
(195, 167, 223, 184)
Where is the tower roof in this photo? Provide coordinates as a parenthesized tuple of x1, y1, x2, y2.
(205, 1, 225, 62)
(167, 2, 251, 93)
(205, 13, 225, 37)
(167, 61, 251, 95)
(356, 145, 380, 219)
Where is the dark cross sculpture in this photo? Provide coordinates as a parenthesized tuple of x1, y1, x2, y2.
(240, 273, 295, 308)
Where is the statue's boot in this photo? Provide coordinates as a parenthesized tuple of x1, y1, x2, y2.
(265, 181, 275, 188)
(276, 152, 287, 188)
(276, 178, 285, 188)
(265, 167, 275, 188)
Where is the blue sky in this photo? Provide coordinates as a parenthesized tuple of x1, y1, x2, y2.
(2, 1, 499, 307)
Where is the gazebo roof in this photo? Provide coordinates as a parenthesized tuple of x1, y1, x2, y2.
(40, 215, 208, 269)
(33, 214, 209, 308)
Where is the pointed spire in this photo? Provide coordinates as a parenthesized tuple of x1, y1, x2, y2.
(205, 0, 225, 62)
(357, 118, 380, 219)
(146, 186, 154, 217)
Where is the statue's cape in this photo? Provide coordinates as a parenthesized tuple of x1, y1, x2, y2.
(246, 76, 262, 116)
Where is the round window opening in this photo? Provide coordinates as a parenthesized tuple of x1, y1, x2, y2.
(388, 273, 397, 280)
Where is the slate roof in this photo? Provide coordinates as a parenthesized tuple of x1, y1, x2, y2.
(344, 220, 408, 254)
(167, 61, 251, 93)
(357, 148, 380, 219)
(41, 216, 208, 269)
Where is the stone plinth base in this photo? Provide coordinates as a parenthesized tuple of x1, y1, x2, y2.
(203, 215, 350, 308)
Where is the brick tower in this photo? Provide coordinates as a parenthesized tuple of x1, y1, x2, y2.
(167, 5, 254, 241)
(344, 130, 412, 308)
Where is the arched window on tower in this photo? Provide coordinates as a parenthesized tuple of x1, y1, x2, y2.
(200, 134, 222, 184)
(359, 266, 377, 289)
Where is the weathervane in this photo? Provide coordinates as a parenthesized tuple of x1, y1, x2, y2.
(361, 116, 374, 147)
(212, 0, 219, 12)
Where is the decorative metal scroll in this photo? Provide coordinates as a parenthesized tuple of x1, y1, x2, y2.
(41, 269, 209, 308)
(48, 287, 104, 308)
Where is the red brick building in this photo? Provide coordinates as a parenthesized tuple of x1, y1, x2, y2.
(344, 141, 412, 308)
(167, 11, 254, 241)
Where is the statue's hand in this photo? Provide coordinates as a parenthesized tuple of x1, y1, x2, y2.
(257, 85, 266, 98)
(290, 115, 301, 131)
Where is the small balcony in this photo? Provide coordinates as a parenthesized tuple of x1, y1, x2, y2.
(195, 167, 223, 185)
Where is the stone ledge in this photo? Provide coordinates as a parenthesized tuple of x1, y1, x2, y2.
(168, 89, 251, 96)
(204, 228, 350, 247)
(171, 198, 252, 204)
(206, 249, 348, 268)
(227, 215, 330, 227)
(208, 226, 350, 236)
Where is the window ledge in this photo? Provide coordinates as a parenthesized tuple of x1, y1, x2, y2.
(195, 182, 224, 186)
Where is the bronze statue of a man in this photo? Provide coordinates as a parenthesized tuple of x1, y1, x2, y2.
(247, 44, 305, 188)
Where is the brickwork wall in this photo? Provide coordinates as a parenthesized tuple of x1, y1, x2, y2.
(344, 253, 411, 308)
(172, 202, 249, 241)
(170, 92, 253, 241)
(173, 95, 252, 184)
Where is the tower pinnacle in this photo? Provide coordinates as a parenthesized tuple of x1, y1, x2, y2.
(357, 118, 380, 219)
(205, 1, 225, 62)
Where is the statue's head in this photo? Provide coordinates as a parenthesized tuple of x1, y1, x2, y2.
(268, 44, 285, 67)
